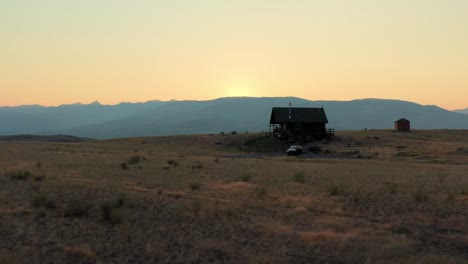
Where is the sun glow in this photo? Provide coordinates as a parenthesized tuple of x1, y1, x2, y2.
(224, 84, 253, 97)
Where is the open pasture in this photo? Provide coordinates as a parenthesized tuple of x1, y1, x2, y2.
(1, 130, 467, 263)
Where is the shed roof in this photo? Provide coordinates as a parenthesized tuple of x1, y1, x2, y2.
(395, 118, 410, 123)
(270, 107, 328, 124)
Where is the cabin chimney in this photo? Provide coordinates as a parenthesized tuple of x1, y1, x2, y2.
(289, 103, 292, 119)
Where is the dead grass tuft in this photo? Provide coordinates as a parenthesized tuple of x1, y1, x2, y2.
(389, 224, 413, 235)
(298, 230, 357, 243)
(127, 155, 142, 165)
(189, 181, 202, 191)
(32, 192, 56, 209)
(257, 222, 293, 235)
(255, 186, 268, 198)
(167, 159, 179, 167)
(5, 170, 31, 180)
(100, 195, 127, 225)
(236, 174, 251, 182)
(0, 207, 31, 215)
(64, 200, 93, 218)
(413, 188, 430, 202)
(293, 171, 305, 183)
(63, 246, 96, 258)
(294, 206, 308, 214)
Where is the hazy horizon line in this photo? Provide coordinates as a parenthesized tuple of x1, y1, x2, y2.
(0, 96, 465, 111)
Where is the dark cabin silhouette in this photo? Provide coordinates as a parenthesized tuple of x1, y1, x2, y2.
(269, 105, 329, 142)
(394, 118, 410, 132)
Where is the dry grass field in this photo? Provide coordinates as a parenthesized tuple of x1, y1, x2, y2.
(1, 130, 467, 263)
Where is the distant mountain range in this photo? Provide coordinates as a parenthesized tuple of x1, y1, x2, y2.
(454, 108, 468, 115)
(1, 97, 468, 139)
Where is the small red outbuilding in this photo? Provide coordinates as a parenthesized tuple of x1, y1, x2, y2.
(394, 118, 410, 132)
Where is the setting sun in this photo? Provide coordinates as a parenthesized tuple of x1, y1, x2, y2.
(224, 84, 253, 97)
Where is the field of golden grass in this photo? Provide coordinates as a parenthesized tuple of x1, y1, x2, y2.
(1, 130, 467, 263)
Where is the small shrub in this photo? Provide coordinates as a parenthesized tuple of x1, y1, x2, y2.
(214, 157, 220, 163)
(342, 150, 360, 156)
(192, 164, 204, 170)
(32, 184, 41, 193)
(100, 195, 127, 225)
(456, 147, 468, 154)
(168, 160, 179, 167)
(100, 202, 113, 221)
(192, 200, 202, 216)
(447, 192, 455, 202)
(329, 185, 343, 196)
(256, 187, 267, 198)
(34, 175, 45, 182)
(64, 200, 93, 217)
(121, 163, 129, 170)
(385, 183, 398, 194)
(390, 224, 413, 235)
(309, 145, 322, 154)
(189, 182, 202, 191)
(100, 203, 125, 225)
(413, 189, 429, 202)
(437, 172, 448, 185)
(32, 193, 56, 209)
(231, 131, 237, 135)
(109, 208, 125, 225)
(237, 174, 251, 182)
(115, 194, 126, 208)
(293, 171, 305, 183)
(36, 162, 43, 169)
(127, 155, 141, 165)
(7, 170, 31, 180)
(35, 208, 48, 219)
(395, 151, 418, 157)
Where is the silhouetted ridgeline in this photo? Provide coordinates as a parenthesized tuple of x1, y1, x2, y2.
(1, 97, 468, 139)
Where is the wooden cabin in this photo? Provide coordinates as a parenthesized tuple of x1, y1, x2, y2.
(269, 106, 329, 142)
(394, 118, 410, 132)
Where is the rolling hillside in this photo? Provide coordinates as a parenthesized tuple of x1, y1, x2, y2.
(454, 108, 468, 115)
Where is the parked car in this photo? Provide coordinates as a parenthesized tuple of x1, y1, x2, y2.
(287, 145, 303, 155)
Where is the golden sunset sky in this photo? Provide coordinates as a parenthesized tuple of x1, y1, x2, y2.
(1, 0, 467, 109)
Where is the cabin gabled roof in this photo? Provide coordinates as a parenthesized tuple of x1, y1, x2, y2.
(395, 118, 410, 123)
(270, 107, 328, 124)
